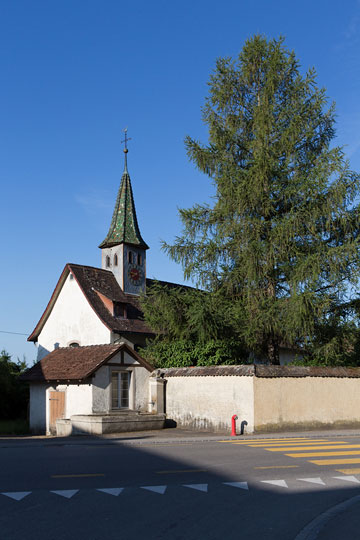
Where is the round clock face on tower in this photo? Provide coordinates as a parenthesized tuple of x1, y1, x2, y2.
(128, 264, 143, 286)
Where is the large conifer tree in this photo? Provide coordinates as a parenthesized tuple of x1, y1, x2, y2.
(163, 36, 360, 364)
(142, 36, 360, 366)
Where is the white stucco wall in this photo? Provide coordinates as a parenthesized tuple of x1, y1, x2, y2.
(107, 351, 140, 365)
(164, 376, 254, 433)
(92, 365, 111, 413)
(134, 367, 150, 411)
(36, 272, 111, 360)
(64, 384, 93, 418)
(101, 245, 124, 288)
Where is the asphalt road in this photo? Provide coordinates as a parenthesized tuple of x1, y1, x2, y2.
(1, 430, 360, 539)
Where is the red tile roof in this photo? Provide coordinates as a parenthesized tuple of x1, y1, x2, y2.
(21, 343, 154, 382)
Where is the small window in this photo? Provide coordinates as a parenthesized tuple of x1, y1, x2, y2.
(128, 251, 133, 264)
(114, 303, 125, 318)
(106, 255, 110, 267)
(137, 253, 142, 266)
(69, 342, 80, 348)
(114, 254, 118, 266)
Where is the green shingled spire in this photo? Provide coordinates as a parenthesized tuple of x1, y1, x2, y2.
(99, 149, 149, 250)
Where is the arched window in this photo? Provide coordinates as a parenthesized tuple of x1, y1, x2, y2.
(128, 251, 133, 264)
(69, 342, 80, 348)
(114, 254, 118, 266)
(137, 253, 142, 266)
(106, 255, 110, 267)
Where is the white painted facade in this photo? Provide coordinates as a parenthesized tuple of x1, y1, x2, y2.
(101, 244, 125, 289)
(36, 273, 111, 361)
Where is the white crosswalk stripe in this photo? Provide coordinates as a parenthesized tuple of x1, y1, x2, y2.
(97, 488, 124, 496)
(297, 477, 325, 486)
(1, 491, 31, 501)
(50, 489, 79, 499)
(1, 474, 360, 501)
(261, 479, 288, 488)
(183, 483, 208, 492)
(333, 475, 360, 484)
(223, 481, 249, 490)
(141, 485, 167, 494)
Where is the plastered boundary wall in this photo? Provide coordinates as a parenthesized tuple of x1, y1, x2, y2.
(254, 366, 360, 432)
(157, 366, 255, 433)
(156, 365, 360, 433)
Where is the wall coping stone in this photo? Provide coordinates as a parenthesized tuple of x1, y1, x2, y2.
(155, 365, 255, 377)
(154, 365, 360, 378)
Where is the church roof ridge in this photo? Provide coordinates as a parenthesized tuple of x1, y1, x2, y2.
(55, 343, 119, 351)
(67, 262, 112, 274)
(99, 152, 149, 250)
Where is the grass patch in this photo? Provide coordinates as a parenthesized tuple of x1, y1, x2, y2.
(0, 419, 30, 435)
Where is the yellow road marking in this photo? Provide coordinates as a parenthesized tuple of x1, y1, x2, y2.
(246, 440, 340, 447)
(310, 458, 360, 466)
(266, 444, 359, 452)
(51, 473, 105, 478)
(286, 451, 360, 458)
(128, 442, 195, 447)
(335, 468, 360, 475)
(156, 469, 207, 474)
(221, 438, 312, 444)
(254, 465, 299, 470)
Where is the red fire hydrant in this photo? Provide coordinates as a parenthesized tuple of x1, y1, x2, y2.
(231, 414, 238, 436)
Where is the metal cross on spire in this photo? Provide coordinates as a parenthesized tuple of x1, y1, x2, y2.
(121, 127, 132, 153)
(121, 127, 131, 173)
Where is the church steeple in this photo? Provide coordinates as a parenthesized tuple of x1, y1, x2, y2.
(99, 131, 148, 295)
(99, 136, 148, 250)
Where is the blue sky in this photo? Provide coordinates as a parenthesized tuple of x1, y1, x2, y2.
(1, 0, 360, 364)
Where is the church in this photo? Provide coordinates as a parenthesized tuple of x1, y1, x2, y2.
(21, 135, 300, 436)
(23, 137, 167, 435)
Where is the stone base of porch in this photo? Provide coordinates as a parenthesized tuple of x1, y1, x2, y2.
(56, 411, 166, 436)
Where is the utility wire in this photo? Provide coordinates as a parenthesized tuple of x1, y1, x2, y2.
(0, 330, 29, 336)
